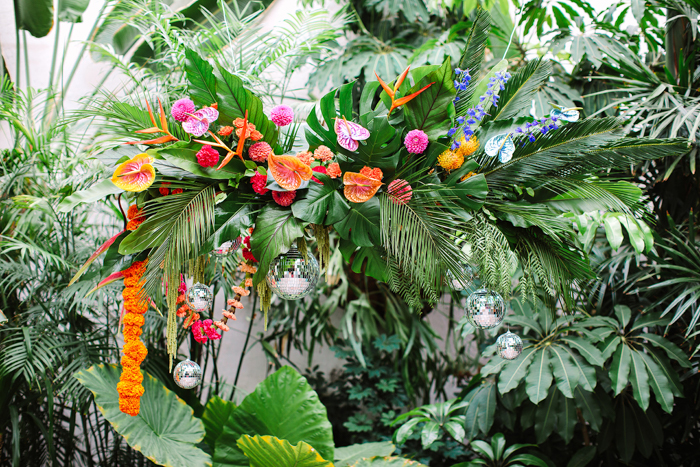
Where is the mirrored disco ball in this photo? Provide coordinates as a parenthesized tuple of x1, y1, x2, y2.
(496, 331, 523, 360)
(186, 282, 213, 313)
(211, 236, 242, 258)
(173, 359, 202, 389)
(446, 264, 477, 291)
(466, 288, 505, 329)
(266, 247, 320, 300)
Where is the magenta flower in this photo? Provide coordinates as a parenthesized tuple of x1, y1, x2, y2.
(182, 106, 219, 137)
(191, 320, 208, 344)
(171, 98, 195, 122)
(202, 319, 222, 340)
(271, 105, 294, 126)
(404, 129, 429, 154)
(196, 145, 220, 167)
(388, 179, 413, 205)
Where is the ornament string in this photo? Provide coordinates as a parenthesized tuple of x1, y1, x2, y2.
(502, 3, 525, 60)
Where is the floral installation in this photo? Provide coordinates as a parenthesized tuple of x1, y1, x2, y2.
(60, 12, 688, 409)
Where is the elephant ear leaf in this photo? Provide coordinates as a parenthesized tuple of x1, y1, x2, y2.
(74, 364, 211, 467)
(237, 435, 333, 467)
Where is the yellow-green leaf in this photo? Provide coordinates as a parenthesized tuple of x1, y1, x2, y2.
(237, 435, 333, 467)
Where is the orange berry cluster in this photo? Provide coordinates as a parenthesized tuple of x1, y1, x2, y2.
(126, 205, 145, 231)
(117, 260, 148, 416)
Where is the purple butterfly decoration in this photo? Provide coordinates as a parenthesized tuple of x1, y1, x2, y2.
(335, 117, 369, 152)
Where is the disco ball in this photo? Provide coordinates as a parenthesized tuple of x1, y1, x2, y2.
(496, 331, 523, 360)
(446, 264, 477, 291)
(266, 247, 320, 300)
(466, 288, 505, 329)
(186, 282, 213, 313)
(173, 359, 202, 389)
(211, 236, 242, 258)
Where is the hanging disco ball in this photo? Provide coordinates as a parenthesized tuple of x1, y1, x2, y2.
(211, 236, 242, 258)
(446, 264, 477, 291)
(466, 288, 505, 329)
(496, 331, 523, 360)
(266, 247, 320, 300)
(186, 282, 213, 313)
(173, 359, 202, 389)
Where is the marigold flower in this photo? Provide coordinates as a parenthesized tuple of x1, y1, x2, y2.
(123, 313, 145, 327)
(123, 276, 144, 288)
(119, 366, 143, 384)
(117, 381, 145, 398)
(313, 145, 334, 161)
(127, 205, 142, 220)
(119, 397, 141, 417)
(159, 181, 171, 196)
(327, 162, 341, 179)
(214, 321, 230, 332)
(232, 286, 249, 296)
(123, 340, 147, 362)
(172, 188, 183, 195)
(223, 310, 237, 320)
(218, 125, 234, 136)
(296, 151, 313, 166)
(123, 325, 143, 341)
(239, 263, 257, 274)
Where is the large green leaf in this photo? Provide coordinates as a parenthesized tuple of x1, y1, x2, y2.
(15, 0, 53, 37)
(159, 148, 246, 180)
(215, 67, 278, 144)
(404, 58, 456, 140)
(204, 196, 251, 253)
(213, 367, 334, 466)
(610, 344, 632, 396)
(292, 175, 350, 225)
(334, 442, 396, 467)
(237, 435, 333, 467)
(58, 179, 122, 213)
(628, 350, 650, 410)
(455, 8, 491, 117)
(250, 206, 305, 285)
(637, 352, 674, 413)
(548, 346, 580, 398)
(525, 348, 553, 404)
(349, 117, 402, 171)
(202, 396, 236, 451)
(74, 364, 211, 467)
(534, 387, 558, 443)
(340, 240, 388, 282)
(58, 0, 90, 22)
(463, 381, 496, 440)
(334, 198, 381, 247)
(185, 49, 218, 109)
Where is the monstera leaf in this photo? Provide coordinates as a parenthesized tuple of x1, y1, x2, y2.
(250, 206, 305, 285)
(213, 367, 334, 466)
(292, 174, 350, 225)
(74, 364, 211, 467)
(237, 435, 333, 467)
(334, 198, 382, 247)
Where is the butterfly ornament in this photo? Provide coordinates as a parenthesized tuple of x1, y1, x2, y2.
(485, 133, 516, 163)
(549, 103, 582, 122)
(335, 117, 370, 152)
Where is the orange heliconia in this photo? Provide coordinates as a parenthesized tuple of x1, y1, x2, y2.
(343, 171, 383, 203)
(268, 152, 313, 191)
(111, 154, 156, 192)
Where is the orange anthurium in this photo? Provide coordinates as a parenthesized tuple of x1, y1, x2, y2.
(343, 171, 383, 203)
(111, 154, 156, 192)
(375, 66, 435, 116)
(268, 152, 313, 190)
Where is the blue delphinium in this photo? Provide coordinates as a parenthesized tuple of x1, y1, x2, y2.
(515, 114, 561, 146)
(447, 70, 511, 150)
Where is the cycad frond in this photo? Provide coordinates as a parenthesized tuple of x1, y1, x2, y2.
(486, 58, 552, 122)
(455, 8, 491, 116)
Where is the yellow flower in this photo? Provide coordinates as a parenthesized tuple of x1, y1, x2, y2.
(457, 135, 479, 157)
(461, 171, 477, 182)
(438, 149, 464, 171)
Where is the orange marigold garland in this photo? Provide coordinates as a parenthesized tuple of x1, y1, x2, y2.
(118, 260, 148, 416)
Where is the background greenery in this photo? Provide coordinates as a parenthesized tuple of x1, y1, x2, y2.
(1, 0, 700, 466)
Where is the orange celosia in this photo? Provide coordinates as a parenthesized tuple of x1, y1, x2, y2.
(227, 299, 244, 309)
(172, 188, 183, 195)
(232, 286, 249, 296)
(359, 166, 383, 181)
(314, 145, 334, 162)
(245, 278, 253, 287)
(218, 126, 234, 136)
(296, 151, 314, 166)
(118, 260, 148, 416)
(239, 263, 257, 274)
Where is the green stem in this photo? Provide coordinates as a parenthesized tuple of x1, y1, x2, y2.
(22, 30, 30, 90)
(230, 292, 258, 401)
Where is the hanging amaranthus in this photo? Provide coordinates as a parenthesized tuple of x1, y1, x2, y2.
(118, 260, 149, 416)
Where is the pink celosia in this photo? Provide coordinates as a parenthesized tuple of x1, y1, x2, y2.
(272, 190, 296, 206)
(311, 165, 327, 184)
(196, 145, 220, 167)
(388, 179, 413, 205)
(248, 142, 272, 163)
(171, 98, 195, 122)
(271, 105, 294, 126)
(251, 171, 269, 195)
(404, 129, 429, 154)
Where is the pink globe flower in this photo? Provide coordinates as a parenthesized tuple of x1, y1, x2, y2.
(404, 129, 429, 154)
(248, 142, 272, 163)
(196, 145, 220, 167)
(183, 106, 219, 137)
(271, 105, 294, 126)
(251, 170, 269, 195)
(388, 179, 413, 205)
(272, 190, 296, 206)
(171, 98, 195, 122)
